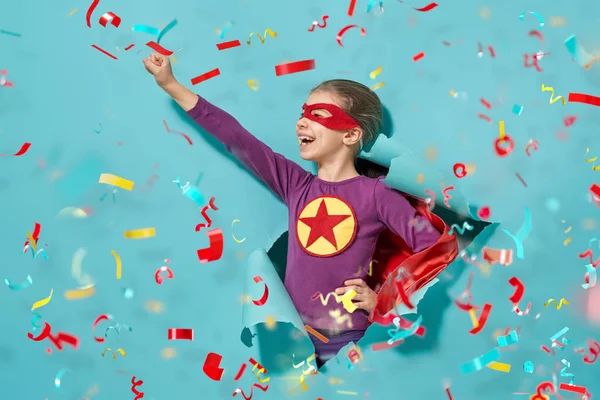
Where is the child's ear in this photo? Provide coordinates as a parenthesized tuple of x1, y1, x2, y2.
(344, 127, 363, 145)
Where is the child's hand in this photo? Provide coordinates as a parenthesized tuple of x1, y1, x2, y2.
(142, 52, 176, 88)
(335, 279, 377, 314)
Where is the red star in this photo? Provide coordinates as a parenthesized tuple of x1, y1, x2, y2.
(299, 199, 351, 249)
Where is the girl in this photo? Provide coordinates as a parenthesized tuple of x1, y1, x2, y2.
(143, 53, 457, 367)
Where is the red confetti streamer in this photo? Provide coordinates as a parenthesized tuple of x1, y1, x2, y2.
(92, 314, 112, 343)
(480, 98, 492, 109)
(413, 52, 425, 62)
(216, 40, 241, 50)
(275, 59, 316, 76)
(568, 92, 600, 107)
(168, 328, 194, 340)
(348, 0, 357, 16)
(233, 363, 247, 381)
(249, 357, 268, 374)
(336, 25, 366, 47)
(468, 303, 492, 334)
(508, 277, 524, 304)
(531, 382, 555, 400)
(558, 383, 587, 395)
(590, 183, 600, 200)
(453, 163, 467, 178)
(308, 15, 329, 32)
(395, 274, 415, 309)
(125, 44, 135, 51)
(477, 206, 491, 220)
(488, 46, 496, 58)
(233, 383, 269, 400)
(525, 139, 539, 156)
(579, 249, 600, 268)
(494, 135, 514, 157)
(1, 142, 32, 156)
(252, 276, 269, 306)
(371, 339, 402, 351)
(99, 12, 121, 28)
(196, 197, 218, 233)
(477, 113, 492, 123)
(203, 352, 225, 381)
(197, 228, 224, 263)
(191, 68, 221, 85)
(27, 322, 79, 350)
(146, 41, 174, 56)
(442, 185, 454, 207)
(163, 119, 193, 145)
(91, 44, 117, 59)
(23, 222, 41, 251)
(86, 0, 100, 28)
(155, 266, 174, 284)
(563, 115, 577, 127)
(523, 53, 542, 72)
(445, 386, 454, 400)
(414, 2, 438, 12)
(579, 340, 599, 364)
(131, 376, 145, 400)
(528, 30, 544, 42)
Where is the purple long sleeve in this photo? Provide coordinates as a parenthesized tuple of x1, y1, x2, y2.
(186, 95, 311, 204)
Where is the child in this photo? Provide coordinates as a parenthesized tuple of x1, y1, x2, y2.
(143, 53, 458, 367)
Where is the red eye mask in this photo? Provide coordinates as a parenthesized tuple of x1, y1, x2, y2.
(300, 103, 359, 130)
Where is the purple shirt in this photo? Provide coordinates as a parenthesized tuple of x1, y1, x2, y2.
(187, 95, 440, 349)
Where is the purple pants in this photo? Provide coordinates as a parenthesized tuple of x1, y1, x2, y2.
(310, 329, 366, 367)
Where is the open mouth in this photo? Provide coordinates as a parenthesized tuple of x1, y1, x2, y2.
(298, 136, 315, 146)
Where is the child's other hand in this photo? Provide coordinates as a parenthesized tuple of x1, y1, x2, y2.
(142, 52, 176, 88)
(335, 279, 377, 314)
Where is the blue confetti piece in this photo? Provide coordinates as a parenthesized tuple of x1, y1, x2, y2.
(132, 24, 160, 36)
(512, 104, 523, 115)
(5, 274, 33, 290)
(0, 29, 21, 37)
(498, 330, 518, 347)
(519, 11, 545, 28)
(366, 0, 383, 12)
(157, 19, 178, 43)
(460, 348, 500, 374)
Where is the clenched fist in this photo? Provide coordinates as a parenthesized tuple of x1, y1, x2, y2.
(142, 52, 176, 88)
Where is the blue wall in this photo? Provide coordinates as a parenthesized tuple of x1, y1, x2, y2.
(1, 0, 600, 399)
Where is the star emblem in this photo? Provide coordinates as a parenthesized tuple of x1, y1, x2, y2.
(296, 196, 357, 257)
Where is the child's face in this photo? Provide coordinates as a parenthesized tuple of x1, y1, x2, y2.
(296, 91, 361, 162)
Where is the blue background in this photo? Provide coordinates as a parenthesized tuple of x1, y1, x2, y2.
(1, 0, 600, 399)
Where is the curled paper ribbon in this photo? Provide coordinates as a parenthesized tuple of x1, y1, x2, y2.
(99, 12, 121, 27)
(336, 25, 366, 47)
(92, 314, 112, 342)
(64, 285, 96, 300)
(307, 15, 329, 32)
(5, 274, 33, 290)
(453, 163, 467, 178)
(246, 28, 277, 45)
(469, 304, 492, 334)
(251, 276, 269, 306)
(31, 289, 54, 311)
(155, 266, 174, 284)
(203, 352, 224, 381)
(494, 135, 515, 157)
(105, 323, 132, 337)
(583, 264, 597, 289)
(101, 348, 127, 358)
(231, 219, 246, 243)
(131, 376, 145, 400)
(197, 228, 224, 263)
(387, 315, 423, 344)
(519, 11, 545, 28)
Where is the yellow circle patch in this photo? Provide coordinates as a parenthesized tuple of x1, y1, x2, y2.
(296, 196, 357, 257)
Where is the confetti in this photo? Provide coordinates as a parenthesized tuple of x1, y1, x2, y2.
(341, 289, 357, 313)
(459, 347, 500, 374)
(216, 40, 241, 50)
(525, 139, 539, 156)
(523, 53, 542, 71)
(370, 82, 385, 91)
(452, 163, 467, 178)
(369, 66, 382, 79)
(99, 12, 121, 28)
(487, 362, 511, 372)
(92, 314, 112, 343)
(0, 29, 21, 37)
(131, 376, 145, 400)
(163, 120, 193, 146)
(146, 41, 174, 56)
(247, 80, 259, 91)
(515, 172, 527, 187)
(531, 382, 554, 400)
(336, 25, 366, 47)
(544, 298, 569, 309)
(252, 276, 269, 306)
(442, 185, 454, 207)
(246, 29, 277, 45)
(98, 173, 134, 190)
(0, 69, 14, 87)
(413, 52, 425, 61)
(86, 0, 100, 27)
(217, 21, 234, 39)
(584, 148, 600, 171)
(0, 142, 32, 156)
(449, 222, 474, 236)
(519, 11, 545, 28)
(305, 325, 329, 343)
(414, 2, 438, 12)
(231, 219, 246, 243)
(203, 352, 224, 381)
(494, 134, 514, 157)
(5, 275, 33, 290)
(233, 383, 269, 400)
(498, 330, 518, 347)
(512, 104, 523, 115)
(124, 228, 156, 239)
(191, 68, 221, 85)
(541, 84, 565, 105)
(64, 285, 96, 300)
(157, 19, 178, 43)
(582, 264, 597, 289)
(111, 250, 122, 279)
(105, 323, 132, 337)
(168, 328, 194, 340)
(132, 24, 160, 35)
(348, 0, 357, 16)
(312, 291, 342, 305)
(31, 289, 54, 311)
(275, 59, 316, 76)
(559, 383, 587, 395)
(568, 93, 600, 107)
(366, 0, 383, 12)
(54, 368, 71, 390)
(101, 348, 127, 358)
(91, 44, 117, 59)
(498, 120, 506, 139)
(308, 15, 329, 32)
(502, 208, 531, 259)
(387, 315, 423, 344)
(579, 248, 600, 268)
(155, 265, 174, 284)
(468, 304, 492, 334)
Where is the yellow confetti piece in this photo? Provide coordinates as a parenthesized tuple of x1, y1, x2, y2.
(57, 207, 88, 218)
(247, 79, 260, 91)
(161, 347, 177, 359)
(416, 173, 425, 183)
(499, 120, 505, 139)
(101, 348, 126, 358)
(232, 219, 246, 243)
(468, 309, 479, 327)
(265, 315, 276, 329)
(369, 66, 382, 79)
(246, 28, 277, 45)
(98, 173, 135, 191)
(170, 55, 177, 64)
(328, 378, 344, 384)
(487, 361, 511, 372)
(124, 227, 156, 239)
(31, 289, 54, 311)
(549, 16, 567, 27)
(145, 299, 165, 313)
(64, 285, 96, 300)
(111, 250, 122, 279)
(342, 289, 358, 313)
(68, 8, 78, 17)
(563, 237, 572, 246)
(449, 90, 457, 98)
(336, 391, 358, 395)
(26, 231, 38, 251)
(370, 82, 385, 91)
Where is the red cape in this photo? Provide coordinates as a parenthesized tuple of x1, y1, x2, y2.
(367, 194, 459, 325)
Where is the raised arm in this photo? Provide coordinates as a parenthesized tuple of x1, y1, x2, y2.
(374, 179, 441, 252)
(143, 53, 311, 204)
